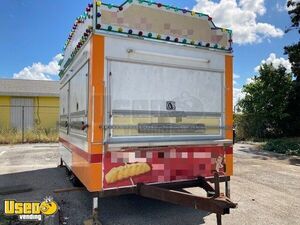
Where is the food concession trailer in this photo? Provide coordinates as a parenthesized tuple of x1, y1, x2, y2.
(59, 0, 236, 224)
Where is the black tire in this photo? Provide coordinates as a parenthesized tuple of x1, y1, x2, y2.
(69, 174, 83, 187)
(65, 165, 72, 176)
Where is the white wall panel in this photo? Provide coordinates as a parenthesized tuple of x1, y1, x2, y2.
(60, 84, 69, 116)
(110, 61, 222, 113)
(69, 63, 88, 114)
(105, 35, 225, 72)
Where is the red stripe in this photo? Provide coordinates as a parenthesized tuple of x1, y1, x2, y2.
(59, 137, 102, 163)
(225, 147, 233, 154)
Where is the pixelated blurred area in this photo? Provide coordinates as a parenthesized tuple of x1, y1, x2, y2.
(103, 146, 229, 189)
(100, 3, 229, 47)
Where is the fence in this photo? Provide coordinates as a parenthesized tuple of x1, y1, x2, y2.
(0, 105, 59, 144)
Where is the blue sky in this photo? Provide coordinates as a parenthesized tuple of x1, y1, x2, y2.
(0, 0, 298, 103)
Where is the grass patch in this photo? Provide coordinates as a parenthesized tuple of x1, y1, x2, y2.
(262, 138, 300, 156)
(0, 127, 58, 144)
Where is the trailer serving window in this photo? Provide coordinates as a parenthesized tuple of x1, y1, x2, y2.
(107, 60, 224, 142)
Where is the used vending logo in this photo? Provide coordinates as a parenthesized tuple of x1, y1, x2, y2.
(3, 197, 58, 221)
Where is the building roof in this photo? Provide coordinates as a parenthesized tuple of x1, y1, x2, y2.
(0, 79, 59, 97)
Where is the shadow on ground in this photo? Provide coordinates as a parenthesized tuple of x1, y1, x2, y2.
(236, 145, 300, 166)
(98, 195, 208, 225)
(0, 168, 208, 225)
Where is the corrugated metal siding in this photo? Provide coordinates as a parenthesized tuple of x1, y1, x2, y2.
(10, 98, 34, 130)
(0, 96, 10, 128)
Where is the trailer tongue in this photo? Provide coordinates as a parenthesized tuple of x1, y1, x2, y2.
(136, 176, 237, 219)
(91, 174, 236, 225)
(59, 0, 235, 224)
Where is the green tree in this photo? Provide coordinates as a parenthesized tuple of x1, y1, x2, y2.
(284, 0, 300, 136)
(285, 0, 300, 78)
(286, 0, 300, 34)
(284, 43, 300, 78)
(236, 64, 293, 139)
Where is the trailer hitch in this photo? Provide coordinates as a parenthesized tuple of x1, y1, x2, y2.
(136, 173, 237, 225)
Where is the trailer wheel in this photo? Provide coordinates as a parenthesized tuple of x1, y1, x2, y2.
(69, 174, 83, 187)
(65, 166, 71, 176)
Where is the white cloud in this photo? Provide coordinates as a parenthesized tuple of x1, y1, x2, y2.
(233, 73, 245, 106)
(233, 73, 240, 79)
(254, 53, 292, 73)
(233, 73, 239, 85)
(13, 54, 63, 80)
(276, 0, 300, 12)
(239, 0, 266, 15)
(246, 77, 255, 84)
(276, 2, 286, 12)
(193, 0, 284, 44)
(234, 87, 245, 107)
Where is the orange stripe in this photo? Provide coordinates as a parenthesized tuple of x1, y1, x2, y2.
(225, 55, 233, 139)
(72, 151, 102, 192)
(88, 34, 105, 154)
(72, 34, 105, 192)
(225, 154, 233, 176)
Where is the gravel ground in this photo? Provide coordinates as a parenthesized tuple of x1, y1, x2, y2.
(0, 143, 300, 225)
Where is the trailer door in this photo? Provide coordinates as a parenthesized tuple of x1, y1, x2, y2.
(107, 60, 223, 143)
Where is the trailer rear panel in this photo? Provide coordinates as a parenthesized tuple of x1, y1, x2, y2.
(59, 0, 233, 192)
